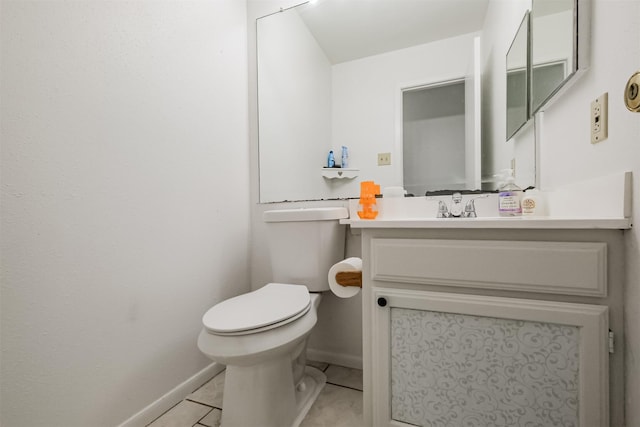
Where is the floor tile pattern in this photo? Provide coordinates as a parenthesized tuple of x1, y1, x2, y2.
(147, 362, 363, 427)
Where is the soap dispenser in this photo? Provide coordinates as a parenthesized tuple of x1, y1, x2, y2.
(497, 169, 522, 217)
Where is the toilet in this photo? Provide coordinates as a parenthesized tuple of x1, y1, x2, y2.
(197, 207, 349, 427)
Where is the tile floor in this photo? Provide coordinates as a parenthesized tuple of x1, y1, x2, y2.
(147, 361, 364, 427)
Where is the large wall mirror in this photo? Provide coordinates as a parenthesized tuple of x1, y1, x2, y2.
(255, 0, 587, 203)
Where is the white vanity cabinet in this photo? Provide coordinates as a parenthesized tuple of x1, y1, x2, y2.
(359, 227, 625, 427)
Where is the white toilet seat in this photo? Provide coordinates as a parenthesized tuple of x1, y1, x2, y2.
(202, 283, 311, 336)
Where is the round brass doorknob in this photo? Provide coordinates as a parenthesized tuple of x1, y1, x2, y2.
(624, 71, 640, 112)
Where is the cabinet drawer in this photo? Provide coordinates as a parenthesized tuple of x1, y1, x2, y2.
(370, 238, 607, 297)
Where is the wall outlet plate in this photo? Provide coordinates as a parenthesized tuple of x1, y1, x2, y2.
(591, 92, 608, 144)
(378, 152, 391, 166)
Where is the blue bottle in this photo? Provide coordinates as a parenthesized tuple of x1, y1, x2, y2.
(327, 150, 335, 167)
(341, 146, 349, 168)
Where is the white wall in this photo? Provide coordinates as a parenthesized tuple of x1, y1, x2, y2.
(0, 1, 250, 426)
(533, 1, 640, 425)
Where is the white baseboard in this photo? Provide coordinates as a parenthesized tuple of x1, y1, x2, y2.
(307, 348, 362, 370)
(117, 362, 225, 427)
(117, 352, 360, 427)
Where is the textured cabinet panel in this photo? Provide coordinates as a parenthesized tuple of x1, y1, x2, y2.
(391, 308, 579, 426)
(371, 239, 607, 297)
(372, 289, 609, 427)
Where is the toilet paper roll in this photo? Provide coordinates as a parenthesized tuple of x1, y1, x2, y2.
(328, 257, 362, 298)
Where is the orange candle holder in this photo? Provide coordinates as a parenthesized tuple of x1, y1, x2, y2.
(357, 181, 380, 220)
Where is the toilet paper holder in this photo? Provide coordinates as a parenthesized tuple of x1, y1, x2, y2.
(335, 271, 362, 288)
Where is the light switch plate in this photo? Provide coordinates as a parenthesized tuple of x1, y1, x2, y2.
(377, 152, 391, 166)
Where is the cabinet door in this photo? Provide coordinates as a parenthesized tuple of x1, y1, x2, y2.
(372, 289, 609, 427)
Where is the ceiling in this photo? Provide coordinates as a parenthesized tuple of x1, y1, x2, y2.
(297, 0, 490, 64)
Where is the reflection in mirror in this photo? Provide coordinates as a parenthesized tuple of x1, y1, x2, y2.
(256, 0, 488, 203)
(255, 0, 546, 203)
(530, 0, 575, 113)
(403, 81, 467, 196)
(257, 4, 333, 203)
(506, 12, 529, 141)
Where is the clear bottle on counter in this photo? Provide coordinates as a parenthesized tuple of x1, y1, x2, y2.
(497, 169, 522, 217)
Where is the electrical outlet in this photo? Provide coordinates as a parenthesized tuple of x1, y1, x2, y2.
(591, 92, 608, 144)
(377, 152, 391, 166)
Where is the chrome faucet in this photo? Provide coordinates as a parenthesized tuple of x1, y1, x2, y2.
(437, 192, 488, 218)
(437, 200, 450, 218)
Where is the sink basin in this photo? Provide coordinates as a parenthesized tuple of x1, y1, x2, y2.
(374, 195, 500, 219)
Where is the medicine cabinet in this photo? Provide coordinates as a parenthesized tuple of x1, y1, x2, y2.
(506, 0, 590, 140)
(506, 12, 530, 140)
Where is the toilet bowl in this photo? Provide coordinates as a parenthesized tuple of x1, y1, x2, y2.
(199, 283, 318, 366)
(197, 207, 348, 427)
(198, 285, 324, 427)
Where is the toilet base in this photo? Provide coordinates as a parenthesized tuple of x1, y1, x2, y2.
(221, 363, 326, 427)
(292, 366, 326, 427)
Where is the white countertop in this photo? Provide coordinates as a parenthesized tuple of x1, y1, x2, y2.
(341, 172, 633, 230)
(342, 216, 632, 229)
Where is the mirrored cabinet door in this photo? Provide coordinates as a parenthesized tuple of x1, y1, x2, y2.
(506, 12, 529, 140)
(506, 0, 590, 141)
(530, 0, 577, 113)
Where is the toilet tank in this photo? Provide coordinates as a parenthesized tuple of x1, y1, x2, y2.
(263, 207, 349, 292)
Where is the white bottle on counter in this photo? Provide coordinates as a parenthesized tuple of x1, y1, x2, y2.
(521, 189, 545, 216)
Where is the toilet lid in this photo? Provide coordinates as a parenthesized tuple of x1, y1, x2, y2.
(202, 283, 311, 335)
